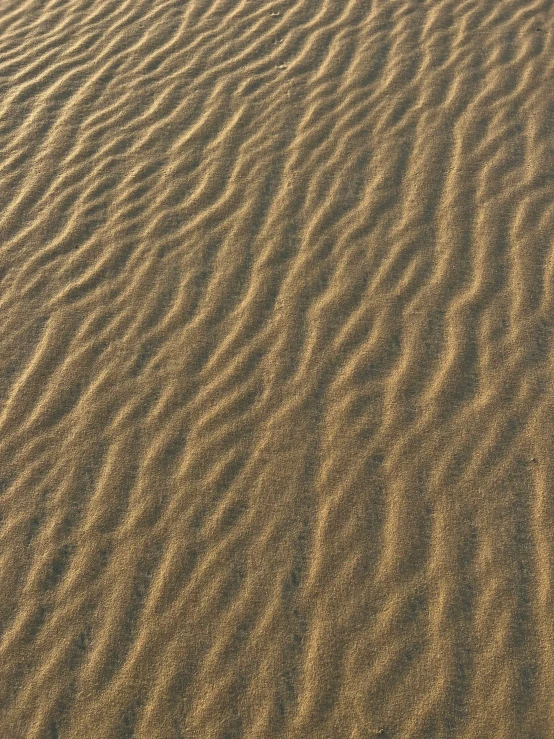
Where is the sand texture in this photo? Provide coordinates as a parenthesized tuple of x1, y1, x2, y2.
(1, 0, 554, 736)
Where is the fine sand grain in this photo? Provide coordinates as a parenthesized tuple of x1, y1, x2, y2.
(1, 0, 554, 737)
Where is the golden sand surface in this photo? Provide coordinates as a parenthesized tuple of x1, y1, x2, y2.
(1, 0, 554, 736)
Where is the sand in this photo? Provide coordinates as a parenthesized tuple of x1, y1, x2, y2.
(1, 0, 553, 736)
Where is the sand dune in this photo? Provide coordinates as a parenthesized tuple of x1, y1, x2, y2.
(1, 0, 554, 736)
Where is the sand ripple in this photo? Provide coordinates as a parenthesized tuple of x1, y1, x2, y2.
(1, 0, 554, 736)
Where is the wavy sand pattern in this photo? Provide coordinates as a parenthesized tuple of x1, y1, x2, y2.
(1, 0, 554, 736)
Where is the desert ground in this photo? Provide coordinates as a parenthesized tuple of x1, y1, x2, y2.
(1, 0, 554, 737)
